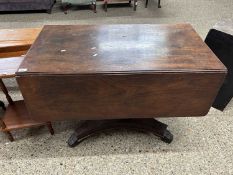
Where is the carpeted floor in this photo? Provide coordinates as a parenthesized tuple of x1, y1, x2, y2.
(0, 0, 233, 174)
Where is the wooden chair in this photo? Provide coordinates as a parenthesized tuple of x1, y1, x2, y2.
(104, 0, 137, 11)
(61, 0, 97, 14)
(0, 57, 54, 141)
(0, 28, 41, 58)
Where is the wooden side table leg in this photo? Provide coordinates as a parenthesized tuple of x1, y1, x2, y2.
(0, 79, 13, 105)
(5, 131, 14, 142)
(145, 0, 148, 8)
(0, 101, 6, 110)
(1, 119, 14, 141)
(158, 0, 161, 8)
(47, 122, 54, 135)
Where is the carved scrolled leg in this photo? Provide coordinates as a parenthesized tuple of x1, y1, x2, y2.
(68, 118, 173, 147)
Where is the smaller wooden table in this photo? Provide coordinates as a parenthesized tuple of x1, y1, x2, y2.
(0, 56, 54, 141)
(0, 28, 41, 58)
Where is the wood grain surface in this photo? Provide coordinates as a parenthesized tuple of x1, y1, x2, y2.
(0, 101, 48, 132)
(16, 24, 227, 121)
(0, 28, 41, 58)
(17, 72, 226, 120)
(18, 24, 226, 74)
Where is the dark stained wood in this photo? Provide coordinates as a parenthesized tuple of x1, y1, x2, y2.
(0, 55, 54, 141)
(68, 119, 173, 147)
(17, 24, 226, 74)
(47, 122, 55, 135)
(17, 72, 226, 121)
(16, 24, 227, 121)
(0, 101, 47, 131)
(0, 28, 41, 58)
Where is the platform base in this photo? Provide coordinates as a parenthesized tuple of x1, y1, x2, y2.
(68, 118, 173, 147)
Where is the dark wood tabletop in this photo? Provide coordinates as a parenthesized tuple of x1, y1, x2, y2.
(17, 24, 226, 75)
(16, 24, 227, 121)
